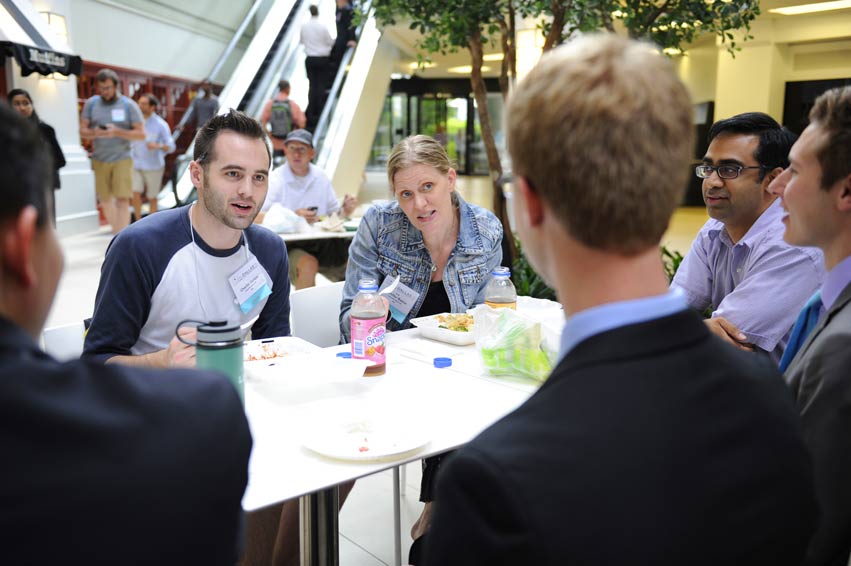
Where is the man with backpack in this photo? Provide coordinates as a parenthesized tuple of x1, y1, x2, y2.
(261, 79, 307, 159)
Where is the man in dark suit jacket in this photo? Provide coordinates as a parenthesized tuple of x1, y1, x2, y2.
(0, 103, 252, 564)
(770, 86, 851, 566)
(423, 34, 817, 566)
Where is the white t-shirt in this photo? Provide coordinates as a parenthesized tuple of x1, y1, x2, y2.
(263, 162, 340, 215)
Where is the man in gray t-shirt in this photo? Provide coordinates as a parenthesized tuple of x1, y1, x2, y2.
(80, 68, 145, 234)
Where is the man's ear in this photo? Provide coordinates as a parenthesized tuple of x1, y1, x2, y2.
(189, 160, 204, 189)
(516, 176, 544, 227)
(836, 173, 851, 213)
(763, 166, 785, 192)
(1, 206, 39, 288)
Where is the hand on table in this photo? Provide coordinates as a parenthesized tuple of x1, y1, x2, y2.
(166, 327, 197, 367)
(295, 208, 319, 224)
(704, 316, 754, 352)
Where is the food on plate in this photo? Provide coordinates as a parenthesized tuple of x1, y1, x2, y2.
(435, 313, 474, 332)
(245, 342, 282, 361)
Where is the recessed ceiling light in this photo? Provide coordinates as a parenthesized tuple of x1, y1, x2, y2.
(769, 0, 851, 15)
(447, 65, 491, 74)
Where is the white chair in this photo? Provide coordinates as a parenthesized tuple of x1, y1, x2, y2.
(41, 321, 86, 361)
(289, 281, 346, 347)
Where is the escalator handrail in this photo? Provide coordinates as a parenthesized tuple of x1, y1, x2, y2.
(171, 0, 303, 206)
(171, 0, 267, 145)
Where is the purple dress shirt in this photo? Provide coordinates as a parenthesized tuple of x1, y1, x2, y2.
(671, 199, 825, 361)
(821, 255, 851, 312)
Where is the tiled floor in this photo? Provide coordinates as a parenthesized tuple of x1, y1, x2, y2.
(45, 178, 707, 565)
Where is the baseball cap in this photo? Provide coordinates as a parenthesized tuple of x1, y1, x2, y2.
(284, 129, 314, 148)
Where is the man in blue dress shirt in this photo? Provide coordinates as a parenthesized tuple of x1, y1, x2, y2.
(131, 93, 176, 219)
(423, 34, 817, 566)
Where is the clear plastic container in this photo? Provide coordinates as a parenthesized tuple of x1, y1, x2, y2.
(350, 278, 387, 375)
(484, 266, 517, 310)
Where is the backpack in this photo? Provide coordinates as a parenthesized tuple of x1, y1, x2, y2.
(270, 99, 294, 138)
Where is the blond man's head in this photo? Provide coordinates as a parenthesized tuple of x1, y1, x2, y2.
(507, 34, 694, 255)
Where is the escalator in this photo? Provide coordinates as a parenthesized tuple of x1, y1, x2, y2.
(162, 0, 308, 208)
(161, 0, 396, 210)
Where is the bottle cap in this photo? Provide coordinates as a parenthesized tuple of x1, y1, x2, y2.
(433, 357, 452, 368)
(336, 352, 352, 359)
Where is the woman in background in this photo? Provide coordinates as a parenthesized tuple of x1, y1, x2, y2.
(340, 134, 503, 561)
(8, 88, 66, 224)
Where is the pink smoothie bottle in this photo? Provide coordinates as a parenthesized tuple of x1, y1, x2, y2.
(350, 278, 387, 376)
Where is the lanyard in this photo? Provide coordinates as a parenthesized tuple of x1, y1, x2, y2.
(188, 203, 250, 320)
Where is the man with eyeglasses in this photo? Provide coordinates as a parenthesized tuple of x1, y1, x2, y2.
(672, 112, 825, 362)
(255, 129, 357, 288)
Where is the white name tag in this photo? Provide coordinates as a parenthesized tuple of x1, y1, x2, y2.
(111, 108, 127, 122)
(379, 275, 419, 323)
(229, 257, 271, 310)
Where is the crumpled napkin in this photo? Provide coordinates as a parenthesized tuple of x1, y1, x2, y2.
(316, 212, 346, 232)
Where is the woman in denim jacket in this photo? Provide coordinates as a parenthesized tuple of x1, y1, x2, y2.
(340, 137, 503, 338)
(339, 135, 503, 555)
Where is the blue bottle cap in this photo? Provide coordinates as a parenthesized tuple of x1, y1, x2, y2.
(336, 352, 352, 359)
(433, 357, 452, 368)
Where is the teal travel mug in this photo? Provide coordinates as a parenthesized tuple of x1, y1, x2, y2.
(177, 320, 245, 401)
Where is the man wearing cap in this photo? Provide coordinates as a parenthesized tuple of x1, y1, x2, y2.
(256, 129, 357, 289)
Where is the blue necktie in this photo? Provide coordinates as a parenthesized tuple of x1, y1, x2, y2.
(779, 290, 823, 372)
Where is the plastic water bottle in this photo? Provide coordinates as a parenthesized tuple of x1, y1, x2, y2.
(484, 267, 517, 310)
(350, 278, 387, 376)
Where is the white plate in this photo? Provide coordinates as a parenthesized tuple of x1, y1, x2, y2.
(244, 336, 320, 362)
(303, 420, 430, 462)
(409, 313, 476, 345)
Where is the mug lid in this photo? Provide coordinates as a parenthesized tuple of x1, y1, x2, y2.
(197, 320, 243, 343)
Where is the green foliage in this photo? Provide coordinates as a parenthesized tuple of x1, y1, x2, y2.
(372, 0, 508, 55)
(512, 241, 685, 300)
(371, 0, 760, 59)
(661, 244, 684, 283)
(520, 0, 760, 55)
(512, 239, 557, 301)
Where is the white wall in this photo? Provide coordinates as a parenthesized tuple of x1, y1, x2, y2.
(66, 0, 251, 81)
(7, 0, 98, 236)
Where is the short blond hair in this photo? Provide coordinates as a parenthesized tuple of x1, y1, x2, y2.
(386, 135, 453, 192)
(506, 34, 694, 254)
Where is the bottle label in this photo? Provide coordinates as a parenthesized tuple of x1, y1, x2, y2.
(351, 316, 386, 366)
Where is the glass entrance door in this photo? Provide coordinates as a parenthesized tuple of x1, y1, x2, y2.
(367, 79, 506, 176)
